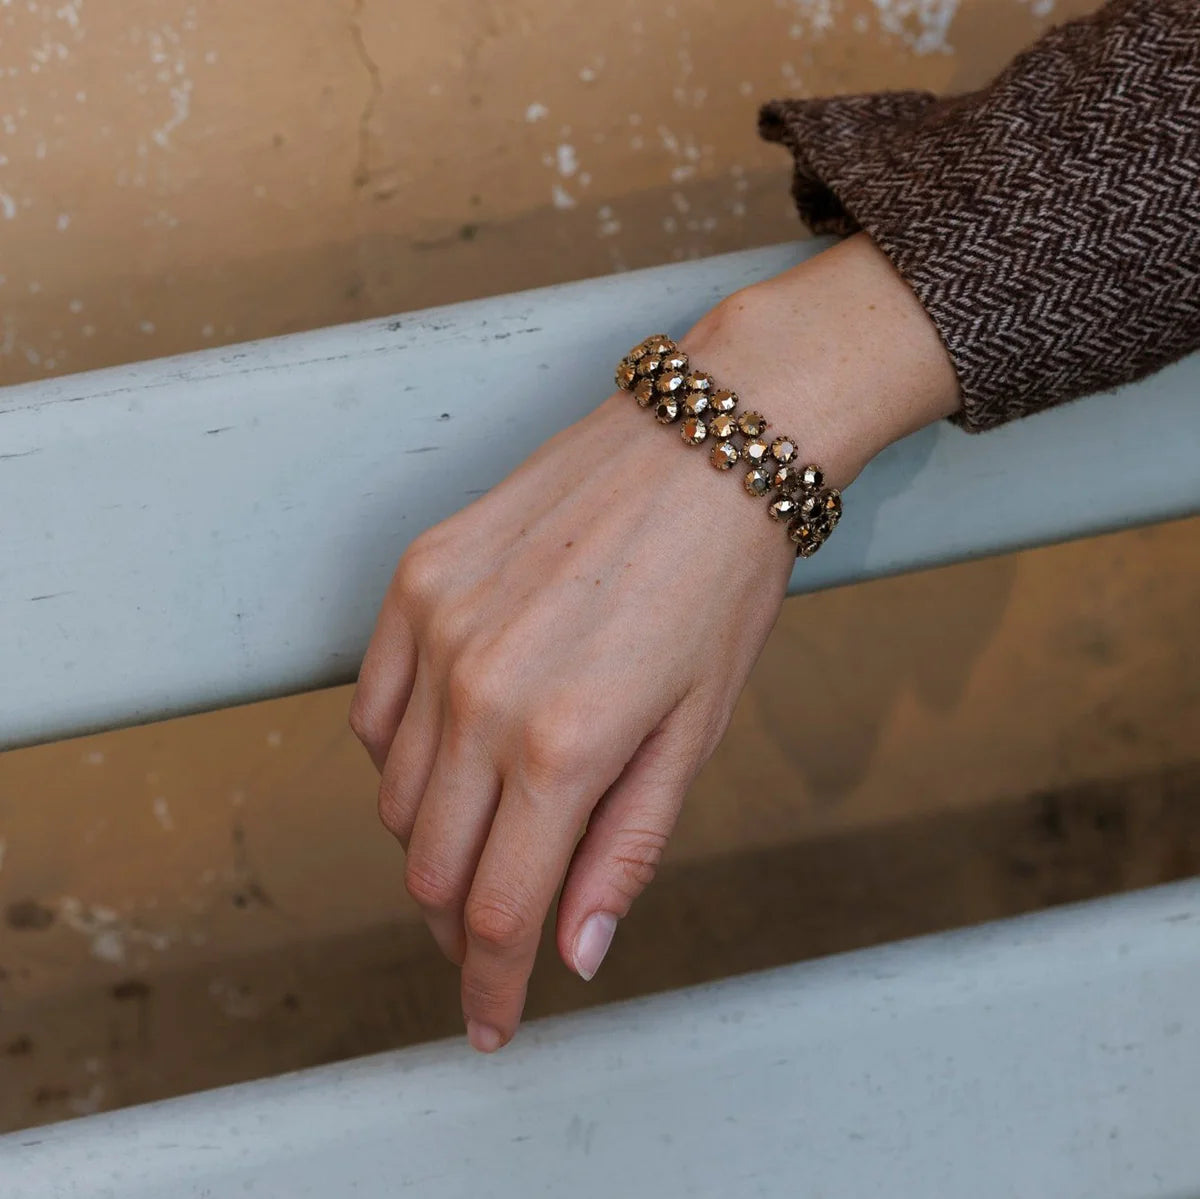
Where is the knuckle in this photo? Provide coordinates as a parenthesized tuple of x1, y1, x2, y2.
(609, 827, 669, 901)
(423, 597, 470, 658)
(465, 889, 534, 951)
(377, 778, 412, 841)
(520, 709, 589, 783)
(460, 972, 521, 1017)
(404, 855, 462, 913)
(347, 693, 379, 748)
(446, 659, 504, 726)
(393, 532, 445, 606)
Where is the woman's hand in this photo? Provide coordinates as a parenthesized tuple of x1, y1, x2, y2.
(349, 233, 960, 1052)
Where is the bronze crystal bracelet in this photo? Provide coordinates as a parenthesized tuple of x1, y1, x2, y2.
(615, 334, 841, 558)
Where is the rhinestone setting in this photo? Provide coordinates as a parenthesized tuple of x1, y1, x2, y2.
(617, 334, 840, 557)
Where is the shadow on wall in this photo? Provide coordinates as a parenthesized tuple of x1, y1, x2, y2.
(2, 756, 1196, 1131)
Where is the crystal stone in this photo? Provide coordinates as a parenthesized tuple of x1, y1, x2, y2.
(655, 397, 680, 424)
(771, 464, 803, 493)
(710, 440, 739, 470)
(615, 362, 638, 391)
(709, 388, 738, 414)
(685, 371, 714, 392)
(660, 351, 689, 374)
(768, 494, 798, 521)
(744, 467, 772, 497)
(770, 436, 797, 464)
(634, 378, 656, 407)
(656, 371, 686, 394)
(787, 520, 821, 557)
(630, 335, 674, 361)
(742, 437, 769, 464)
(710, 412, 738, 440)
(682, 390, 710, 419)
(737, 410, 767, 437)
(681, 417, 708, 445)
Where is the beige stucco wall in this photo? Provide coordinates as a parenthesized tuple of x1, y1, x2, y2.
(5, 0, 1198, 1133)
(2, 0, 1089, 383)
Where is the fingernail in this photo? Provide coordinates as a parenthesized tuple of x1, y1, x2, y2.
(573, 912, 618, 981)
(466, 1019, 503, 1053)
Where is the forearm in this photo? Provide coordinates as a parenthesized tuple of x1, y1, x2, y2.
(679, 233, 962, 491)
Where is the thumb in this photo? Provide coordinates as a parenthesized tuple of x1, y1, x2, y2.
(556, 707, 704, 981)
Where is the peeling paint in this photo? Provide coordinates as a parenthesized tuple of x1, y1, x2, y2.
(871, 0, 960, 55)
(57, 896, 174, 963)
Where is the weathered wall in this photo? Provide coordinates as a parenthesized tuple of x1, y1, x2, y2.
(2, 0, 1090, 382)
(6, 0, 1198, 1133)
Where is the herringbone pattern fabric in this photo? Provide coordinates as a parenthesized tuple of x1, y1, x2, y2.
(759, 0, 1200, 432)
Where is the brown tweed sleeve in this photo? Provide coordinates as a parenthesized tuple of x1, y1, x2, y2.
(758, 0, 1200, 433)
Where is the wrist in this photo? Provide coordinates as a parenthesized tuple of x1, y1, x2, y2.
(679, 234, 961, 490)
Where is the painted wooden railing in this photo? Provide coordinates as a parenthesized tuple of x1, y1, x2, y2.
(2, 241, 1198, 1196)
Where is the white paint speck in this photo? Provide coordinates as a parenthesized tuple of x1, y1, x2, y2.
(524, 101, 548, 122)
(551, 183, 575, 210)
(596, 205, 621, 237)
(266, 729, 283, 748)
(555, 143, 578, 177)
(139, 320, 156, 334)
(871, 0, 960, 55)
(209, 977, 261, 1020)
(68, 1083, 106, 1117)
(0, 192, 16, 220)
(93, 930, 125, 962)
(56, 212, 70, 230)
(68, 297, 83, 313)
(152, 78, 193, 147)
(152, 796, 173, 830)
(787, 0, 837, 35)
(83, 750, 105, 765)
(58, 896, 174, 961)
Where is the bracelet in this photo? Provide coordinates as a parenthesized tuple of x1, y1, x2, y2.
(615, 334, 842, 558)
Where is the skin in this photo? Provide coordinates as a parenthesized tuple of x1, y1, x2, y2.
(349, 232, 962, 1053)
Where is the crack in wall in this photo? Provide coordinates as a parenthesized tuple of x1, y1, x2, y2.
(349, 0, 383, 189)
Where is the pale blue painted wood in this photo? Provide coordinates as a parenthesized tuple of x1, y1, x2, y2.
(3, 879, 1199, 1198)
(1, 240, 1198, 749)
